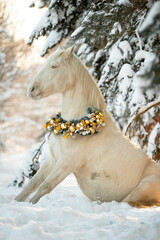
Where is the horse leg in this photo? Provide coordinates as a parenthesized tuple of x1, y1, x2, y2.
(29, 157, 74, 204)
(15, 154, 55, 202)
(122, 174, 160, 207)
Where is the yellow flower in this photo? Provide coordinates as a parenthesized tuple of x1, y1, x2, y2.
(61, 123, 67, 129)
(64, 134, 71, 139)
(56, 125, 61, 131)
(54, 129, 58, 134)
(99, 112, 104, 117)
(76, 123, 81, 129)
(69, 125, 75, 132)
(85, 119, 90, 124)
(90, 128, 95, 134)
(55, 119, 60, 123)
(97, 125, 102, 130)
(101, 117, 105, 122)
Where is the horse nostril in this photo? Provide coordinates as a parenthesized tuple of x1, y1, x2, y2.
(31, 86, 35, 93)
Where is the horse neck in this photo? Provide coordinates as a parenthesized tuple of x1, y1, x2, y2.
(61, 55, 106, 120)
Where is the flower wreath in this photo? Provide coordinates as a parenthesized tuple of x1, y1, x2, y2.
(44, 108, 105, 138)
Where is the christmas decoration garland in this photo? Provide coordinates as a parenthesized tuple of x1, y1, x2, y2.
(44, 108, 105, 138)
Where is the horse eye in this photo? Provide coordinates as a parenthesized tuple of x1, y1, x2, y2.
(50, 64, 57, 69)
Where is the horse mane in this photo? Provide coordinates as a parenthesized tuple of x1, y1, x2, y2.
(69, 54, 106, 112)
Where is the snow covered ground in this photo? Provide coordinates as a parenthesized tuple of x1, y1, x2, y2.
(0, 150, 160, 240)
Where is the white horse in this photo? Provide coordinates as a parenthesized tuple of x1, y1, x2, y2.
(15, 46, 160, 206)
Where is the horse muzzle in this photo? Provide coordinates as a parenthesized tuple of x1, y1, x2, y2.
(27, 85, 42, 100)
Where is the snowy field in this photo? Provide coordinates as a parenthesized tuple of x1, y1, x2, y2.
(0, 151, 160, 240)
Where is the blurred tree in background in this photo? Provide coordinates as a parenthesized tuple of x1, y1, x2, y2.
(27, 0, 160, 161)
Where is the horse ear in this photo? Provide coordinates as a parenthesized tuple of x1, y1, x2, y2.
(58, 45, 65, 56)
(65, 46, 75, 61)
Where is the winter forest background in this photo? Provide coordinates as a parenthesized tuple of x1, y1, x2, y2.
(0, 0, 160, 239)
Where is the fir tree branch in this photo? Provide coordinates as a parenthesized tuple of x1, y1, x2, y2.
(125, 100, 160, 136)
(135, 13, 146, 51)
(32, 138, 46, 161)
(106, 73, 119, 85)
(32, 132, 51, 162)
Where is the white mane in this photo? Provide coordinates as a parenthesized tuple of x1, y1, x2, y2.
(68, 54, 106, 112)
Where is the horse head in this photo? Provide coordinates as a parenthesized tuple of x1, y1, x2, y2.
(28, 46, 75, 100)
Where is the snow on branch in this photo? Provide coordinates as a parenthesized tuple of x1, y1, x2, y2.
(139, 1, 160, 35)
(125, 98, 160, 136)
(7, 133, 51, 187)
(147, 122, 160, 159)
(27, 0, 88, 56)
(135, 13, 146, 51)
